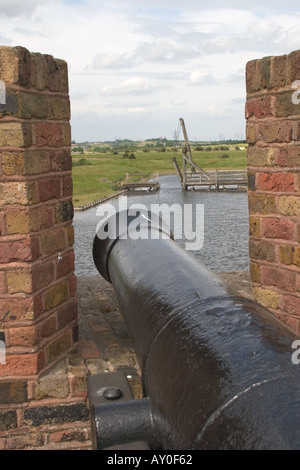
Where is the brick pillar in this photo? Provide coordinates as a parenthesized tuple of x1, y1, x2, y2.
(0, 46, 77, 386)
(246, 50, 300, 334)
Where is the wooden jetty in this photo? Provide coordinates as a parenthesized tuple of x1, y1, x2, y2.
(183, 169, 248, 190)
(172, 118, 248, 191)
(121, 173, 160, 191)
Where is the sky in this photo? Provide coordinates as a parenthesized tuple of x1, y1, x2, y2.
(1, 0, 300, 142)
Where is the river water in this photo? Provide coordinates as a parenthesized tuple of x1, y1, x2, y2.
(73, 175, 250, 277)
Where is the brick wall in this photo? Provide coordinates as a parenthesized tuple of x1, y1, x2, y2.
(246, 51, 300, 334)
(0, 46, 86, 449)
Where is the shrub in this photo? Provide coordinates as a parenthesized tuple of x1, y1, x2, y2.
(73, 158, 92, 166)
(221, 153, 230, 159)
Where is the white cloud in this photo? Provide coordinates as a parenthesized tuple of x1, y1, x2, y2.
(134, 39, 199, 62)
(104, 100, 160, 109)
(93, 52, 134, 70)
(203, 36, 239, 54)
(247, 19, 282, 42)
(92, 38, 199, 72)
(0, 0, 299, 141)
(101, 77, 153, 96)
(187, 70, 214, 86)
(0, 0, 48, 17)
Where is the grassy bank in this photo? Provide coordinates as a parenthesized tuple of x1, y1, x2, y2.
(72, 147, 247, 207)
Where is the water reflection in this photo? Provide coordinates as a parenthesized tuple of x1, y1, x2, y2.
(73, 175, 250, 276)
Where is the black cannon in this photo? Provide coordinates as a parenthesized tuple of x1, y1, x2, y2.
(90, 209, 300, 450)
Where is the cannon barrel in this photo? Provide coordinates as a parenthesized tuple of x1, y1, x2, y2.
(92, 209, 300, 450)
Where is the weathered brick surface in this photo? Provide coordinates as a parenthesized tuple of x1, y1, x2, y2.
(246, 50, 300, 334)
(0, 44, 77, 405)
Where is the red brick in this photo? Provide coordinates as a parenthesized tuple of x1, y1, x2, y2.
(259, 56, 271, 90)
(6, 431, 44, 450)
(0, 212, 6, 236)
(0, 237, 40, 263)
(281, 294, 300, 316)
(66, 225, 74, 247)
(56, 250, 75, 280)
(262, 217, 294, 240)
(38, 178, 61, 201)
(276, 148, 300, 167)
(8, 325, 40, 348)
(296, 173, 300, 192)
(48, 428, 87, 444)
(40, 314, 56, 339)
(50, 149, 72, 172)
(44, 55, 62, 92)
(297, 273, 300, 292)
(0, 351, 45, 377)
(258, 121, 293, 143)
(276, 91, 300, 118)
(275, 311, 300, 334)
(261, 265, 296, 292)
(32, 261, 55, 291)
(30, 205, 54, 232)
(297, 223, 300, 243)
(287, 50, 300, 84)
(35, 123, 64, 148)
(271, 54, 287, 89)
(0, 297, 41, 324)
(62, 175, 73, 197)
(245, 95, 273, 119)
(40, 228, 67, 257)
(57, 298, 78, 329)
(292, 121, 300, 141)
(68, 274, 77, 298)
(258, 172, 294, 192)
(246, 59, 259, 94)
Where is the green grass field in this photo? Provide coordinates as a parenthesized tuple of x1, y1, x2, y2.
(72, 147, 247, 207)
